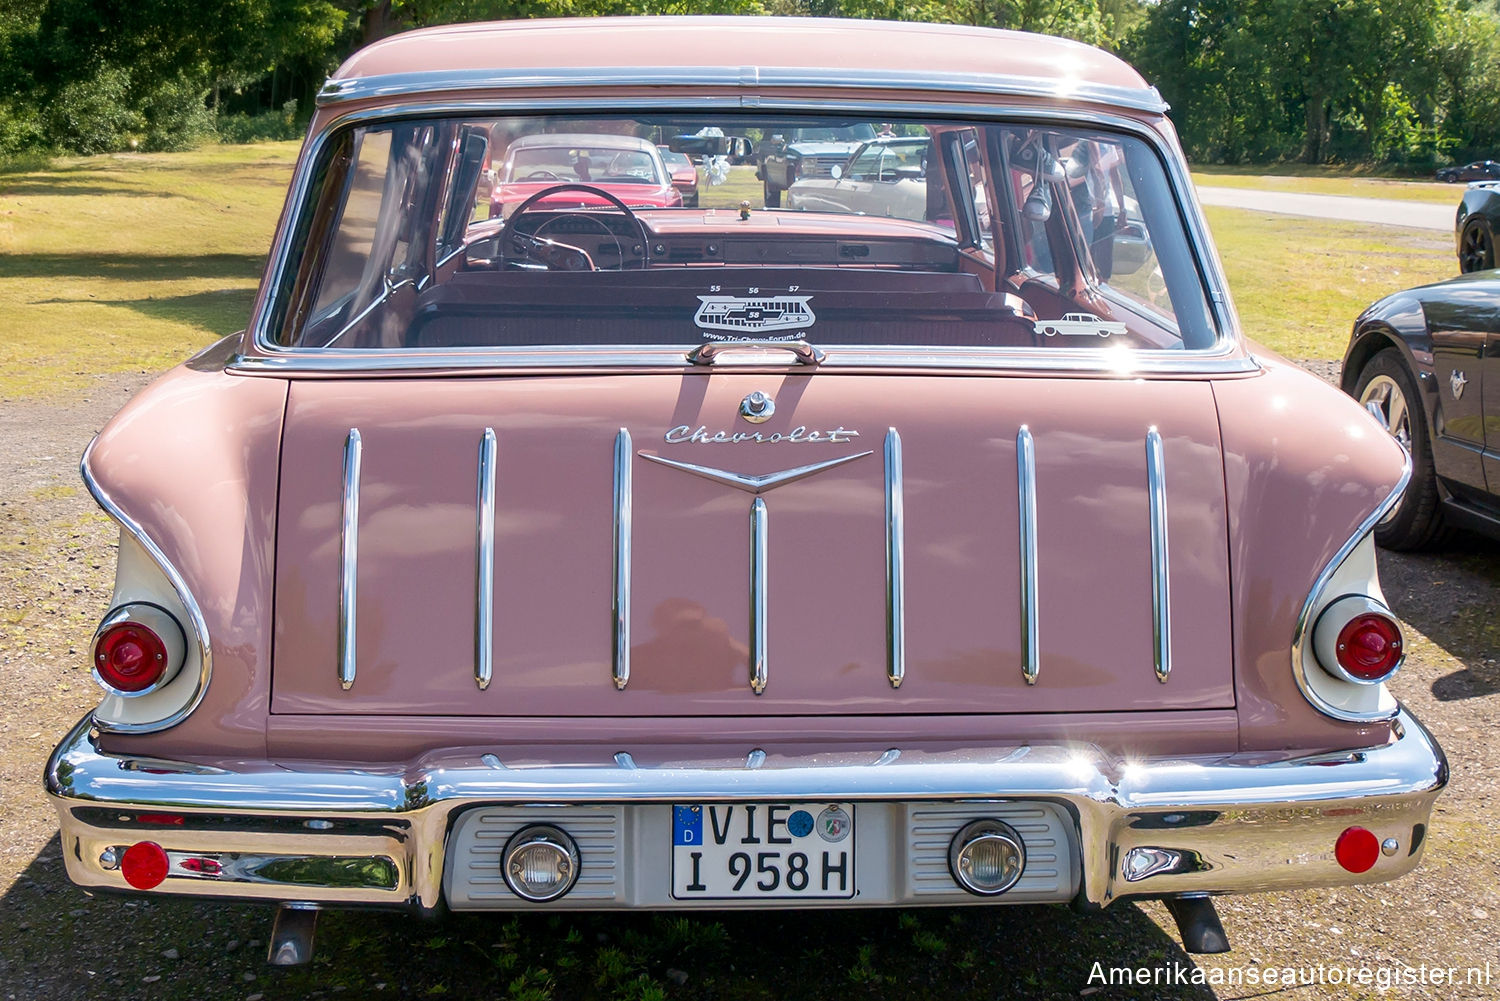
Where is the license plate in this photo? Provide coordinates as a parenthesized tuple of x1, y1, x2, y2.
(671, 803, 856, 900)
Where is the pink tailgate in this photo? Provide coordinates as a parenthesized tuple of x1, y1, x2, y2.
(271, 374, 1233, 715)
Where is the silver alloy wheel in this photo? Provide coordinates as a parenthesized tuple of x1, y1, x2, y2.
(1359, 374, 1412, 453)
(1360, 374, 1412, 526)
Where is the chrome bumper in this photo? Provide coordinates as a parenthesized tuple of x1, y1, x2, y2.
(45, 710, 1446, 911)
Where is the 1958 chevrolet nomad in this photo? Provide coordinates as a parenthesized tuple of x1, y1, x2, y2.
(45, 16, 1447, 964)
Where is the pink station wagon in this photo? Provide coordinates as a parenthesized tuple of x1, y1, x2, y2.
(46, 16, 1446, 965)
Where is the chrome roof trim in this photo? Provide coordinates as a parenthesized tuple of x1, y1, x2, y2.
(1289, 451, 1412, 724)
(318, 66, 1169, 114)
(80, 437, 214, 734)
(242, 96, 1239, 371)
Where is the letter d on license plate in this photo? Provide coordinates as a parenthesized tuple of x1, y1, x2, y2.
(671, 803, 856, 900)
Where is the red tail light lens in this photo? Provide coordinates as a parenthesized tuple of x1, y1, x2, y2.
(1335, 826, 1380, 873)
(94, 622, 168, 693)
(1335, 613, 1403, 681)
(120, 841, 170, 889)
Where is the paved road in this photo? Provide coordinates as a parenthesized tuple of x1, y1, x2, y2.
(1196, 185, 1454, 230)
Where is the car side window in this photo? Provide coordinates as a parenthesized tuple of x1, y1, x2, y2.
(311, 129, 392, 317)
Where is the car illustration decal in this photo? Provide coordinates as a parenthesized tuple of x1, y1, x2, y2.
(695, 295, 815, 336)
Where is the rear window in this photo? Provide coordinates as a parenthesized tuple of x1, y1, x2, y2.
(269, 113, 1218, 353)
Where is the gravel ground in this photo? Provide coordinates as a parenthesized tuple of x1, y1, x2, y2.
(0, 363, 1496, 1000)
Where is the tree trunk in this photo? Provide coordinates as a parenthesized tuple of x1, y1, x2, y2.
(363, 1, 399, 44)
(1302, 95, 1327, 164)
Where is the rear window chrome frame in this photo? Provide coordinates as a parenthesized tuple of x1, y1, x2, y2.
(233, 95, 1249, 378)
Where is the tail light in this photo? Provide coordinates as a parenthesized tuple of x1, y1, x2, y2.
(91, 603, 186, 697)
(1334, 826, 1380, 873)
(120, 841, 170, 889)
(1312, 595, 1404, 685)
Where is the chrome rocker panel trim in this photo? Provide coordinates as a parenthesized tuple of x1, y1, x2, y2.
(47, 709, 1446, 911)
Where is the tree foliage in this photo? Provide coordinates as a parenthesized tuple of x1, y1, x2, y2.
(0, 0, 1496, 163)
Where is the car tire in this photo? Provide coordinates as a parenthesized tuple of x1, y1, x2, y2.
(1442, 173, 1458, 183)
(1458, 218, 1495, 274)
(1355, 348, 1445, 550)
(763, 181, 781, 208)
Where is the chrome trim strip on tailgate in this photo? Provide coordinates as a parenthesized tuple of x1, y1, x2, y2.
(612, 429, 633, 691)
(884, 428, 905, 689)
(1145, 427, 1170, 684)
(749, 497, 768, 695)
(338, 429, 363, 691)
(1016, 426, 1039, 686)
(475, 428, 497, 691)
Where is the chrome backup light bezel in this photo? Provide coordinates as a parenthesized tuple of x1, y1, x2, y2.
(948, 818, 1026, 896)
(502, 824, 581, 902)
(1312, 594, 1405, 686)
(90, 602, 188, 699)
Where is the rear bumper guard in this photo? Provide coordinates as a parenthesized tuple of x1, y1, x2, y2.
(45, 709, 1446, 911)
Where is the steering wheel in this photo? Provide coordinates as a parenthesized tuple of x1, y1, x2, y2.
(523, 170, 565, 181)
(499, 183, 651, 271)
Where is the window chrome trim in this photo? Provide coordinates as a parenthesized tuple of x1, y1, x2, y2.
(238, 96, 1241, 375)
(318, 66, 1168, 114)
(1290, 453, 1412, 723)
(80, 438, 213, 734)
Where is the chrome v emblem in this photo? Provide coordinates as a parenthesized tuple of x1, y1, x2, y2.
(639, 451, 873, 493)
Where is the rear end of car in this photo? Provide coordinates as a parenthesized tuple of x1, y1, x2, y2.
(46, 17, 1444, 960)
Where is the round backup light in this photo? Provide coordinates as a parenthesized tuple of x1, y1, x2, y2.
(94, 622, 169, 693)
(1335, 614, 1403, 681)
(1335, 826, 1381, 874)
(120, 841, 170, 890)
(948, 819, 1026, 896)
(502, 825, 580, 902)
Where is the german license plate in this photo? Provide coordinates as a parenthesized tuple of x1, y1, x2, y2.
(671, 803, 855, 900)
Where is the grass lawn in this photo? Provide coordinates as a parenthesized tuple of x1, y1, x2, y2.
(1205, 206, 1454, 359)
(1191, 165, 1459, 204)
(0, 142, 300, 400)
(0, 145, 1462, 402)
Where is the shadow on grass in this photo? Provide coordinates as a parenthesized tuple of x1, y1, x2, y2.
(1, 253, 267, 283)
(27, 288, 256, 337)
(0, 178, 182, 199)
(1, 832, 1225, 1001)
(1380, 533, 1500, 703)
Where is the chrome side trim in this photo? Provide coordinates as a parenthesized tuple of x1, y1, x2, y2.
(1145, 428, 1170, 684)
(612, 429, 633, 691)
(79, 439, 214, 734)
(338, 429, 363, 691)
(884, 428, 905, 690)
(1290, 452, 1412, 723)
(639, 451, 871, 493)
(1016, 426, 1039, 686)
(317, 66, 1169, 114)
(240, 99, 1242, 368)
(749, 497, 769, 695)
(475, 428, 497, 691)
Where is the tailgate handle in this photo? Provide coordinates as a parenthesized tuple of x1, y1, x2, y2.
(686, 340, 825, 366)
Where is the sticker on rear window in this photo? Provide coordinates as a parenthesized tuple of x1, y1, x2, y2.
(695, 294, 815, 339)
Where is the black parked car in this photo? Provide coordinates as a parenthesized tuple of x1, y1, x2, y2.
(1457, 181, 1499, 273)
(1436, 160, 1500, 183)
(1343, 270, 1500, 547)
(755, 124, 876, 207)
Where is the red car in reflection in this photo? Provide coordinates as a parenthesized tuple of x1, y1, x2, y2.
(658, 146, 700, 207)
(489, 133, 682, 217)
